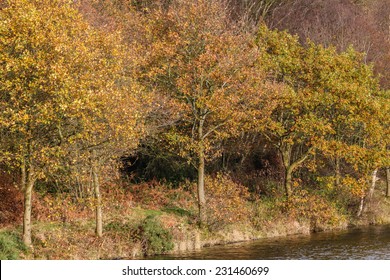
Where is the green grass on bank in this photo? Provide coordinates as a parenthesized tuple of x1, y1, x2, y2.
(0, 229, 26, 260)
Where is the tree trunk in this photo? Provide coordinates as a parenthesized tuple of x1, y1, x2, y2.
(22, 163, 36, 247)
(367, 169, 378, 202)
(280, 143, 293, 198)
(364, 169, 378, 213)
(284, 166, 293, 198)
(197, 117, 206, 225)
(280, 144, 314, 199)
(198, 148, 206, 224)
(335, 156, 341, 187)
(21, 159, 26, 191)
(357, 195, 364, 217)
(92, 150, 103, 237)
(386, 167, 390, 197)
(357, 169, 378, 217)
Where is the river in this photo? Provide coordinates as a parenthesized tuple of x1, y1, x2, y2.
(153, 225, 390, 259)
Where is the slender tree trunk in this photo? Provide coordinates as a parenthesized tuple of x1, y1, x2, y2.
(357, 169, 378, 217)
(23, 178, 35, 247)
(335, 156, 341, 187)
(198, 148, 206, 224)
(92, 150, 103, 237)
(21, 159, 26, 191)
(386, 167, 390, 197)
(367, 169, 378, 202)
(22, 162, 36, 247)
(197, 117, 206, 225)
(357, 195, 364, 217)
(364, 169, 378, 213)
(280, 143, 293, 198)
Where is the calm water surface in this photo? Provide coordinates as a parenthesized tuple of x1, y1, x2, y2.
(154, 225, 390, 260)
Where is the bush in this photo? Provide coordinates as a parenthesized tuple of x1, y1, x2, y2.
(0, 231, 26, 260)
(138, 216, 174, 255)
(315, 175, 362, 216)
(284, 188, 346, 231)
(251, 197, 283, 230)
(205, 173, 251, 230)
(104, 220, 137, 241)
(104, 215, 174, 256)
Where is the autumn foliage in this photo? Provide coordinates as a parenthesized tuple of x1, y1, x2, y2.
(0, 0, 389, 253)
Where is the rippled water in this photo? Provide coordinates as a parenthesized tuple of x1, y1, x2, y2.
(154, 225, 390, 260)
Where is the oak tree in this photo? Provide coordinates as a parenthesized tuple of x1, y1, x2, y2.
(140, 0, 265, 224)
(0, 0, 143, 244)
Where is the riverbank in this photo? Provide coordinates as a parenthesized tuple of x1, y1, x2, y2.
(1, 185, 390, 260)
(0, 217, 312, 260)
(156, 224, 390, 260)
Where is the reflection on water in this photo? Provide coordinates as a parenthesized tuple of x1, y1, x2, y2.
(153, 225, 390, 260)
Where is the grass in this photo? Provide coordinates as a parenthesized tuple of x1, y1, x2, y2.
(0, 230, 26, 260)
(162, 206, 193, 217)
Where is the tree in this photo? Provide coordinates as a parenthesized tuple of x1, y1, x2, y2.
(0, 0, 142, 245)
(268, 0, 390, 88)
(255, 25, 382, 199)
(374, 90, 390, 198)
(68, 43, 145, 237)
(254, 26, 326, 197)
(228, 0, 283, 24)
(139, 0, 265, 224)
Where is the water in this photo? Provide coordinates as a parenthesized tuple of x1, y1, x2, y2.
(154, 225, 390, 259)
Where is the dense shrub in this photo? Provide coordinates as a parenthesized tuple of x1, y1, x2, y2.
(284, 188, 346, 231)
(205, 173, 251, 230)
(138, 216, 174, 255)
(251, 196, 283, 230)
(105, 215, 174, 256)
